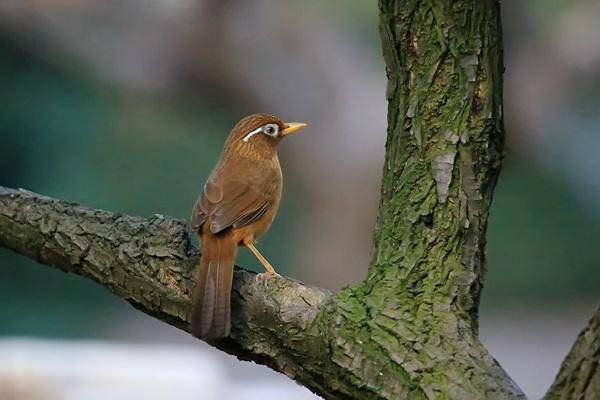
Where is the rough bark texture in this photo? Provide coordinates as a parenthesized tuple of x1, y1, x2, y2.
(318, 0, 521, 398)
(0, 186, 339, 397)
(0, 0, 597, 399)
(545, 307, 600, 400)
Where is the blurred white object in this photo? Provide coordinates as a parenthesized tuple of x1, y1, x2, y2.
(0, 338, 319, 400)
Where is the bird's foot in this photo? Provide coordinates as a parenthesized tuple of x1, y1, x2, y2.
(255, 271, 281, 284)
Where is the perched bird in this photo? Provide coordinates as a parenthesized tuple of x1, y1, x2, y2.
(190, 113, 307, 339)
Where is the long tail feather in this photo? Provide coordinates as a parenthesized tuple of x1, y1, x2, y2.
(190, 232, 236, 339)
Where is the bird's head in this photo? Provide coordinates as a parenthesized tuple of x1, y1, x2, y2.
(225, 113, 307, 154)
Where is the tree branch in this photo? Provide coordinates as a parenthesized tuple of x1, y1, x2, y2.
(0, 186, 336, 398)
(545, 307, 600, 399)
(0, 173, 523, 400)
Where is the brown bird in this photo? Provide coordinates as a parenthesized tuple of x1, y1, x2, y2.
(190, 113, 307, 339)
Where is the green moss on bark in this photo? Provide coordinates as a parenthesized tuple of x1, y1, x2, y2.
(314, 1, 523, 399)
(545, 307, 600, 400)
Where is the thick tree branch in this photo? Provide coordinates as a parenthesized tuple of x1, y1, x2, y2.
(0, 186, 336, 398)
(2, 190, 596, 400)
(545, 307, 600, 400)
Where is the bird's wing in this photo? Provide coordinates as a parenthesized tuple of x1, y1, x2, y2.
(190, 197, 207, 233)
(193, 174, 270, 234)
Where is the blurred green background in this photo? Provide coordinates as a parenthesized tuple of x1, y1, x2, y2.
(0, 1, 598, 398)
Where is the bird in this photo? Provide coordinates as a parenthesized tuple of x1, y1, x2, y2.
(189, 113, 307, 339)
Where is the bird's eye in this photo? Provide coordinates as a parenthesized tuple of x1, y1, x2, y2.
(263, 124, 278, 137)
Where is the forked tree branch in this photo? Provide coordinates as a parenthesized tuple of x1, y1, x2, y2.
(0, 186, 598, 399)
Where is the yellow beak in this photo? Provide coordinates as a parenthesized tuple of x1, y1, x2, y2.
(281, 122, 307, 137)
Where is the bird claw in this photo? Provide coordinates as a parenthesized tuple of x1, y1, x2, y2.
(255, 271, 281, 285)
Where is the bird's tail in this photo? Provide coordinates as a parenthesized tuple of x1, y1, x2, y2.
(190, 231, 236, 339)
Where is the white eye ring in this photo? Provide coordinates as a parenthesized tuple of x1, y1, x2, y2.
(262, 123, 279, 137)
(242, 123, 279, 142)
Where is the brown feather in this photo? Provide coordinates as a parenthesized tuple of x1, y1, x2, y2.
(190, 113, 289, 338)
(190, 229, 236, 338)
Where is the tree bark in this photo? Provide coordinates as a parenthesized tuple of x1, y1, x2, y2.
(545, 307, 600, 400)
(0, 187, 336, 397)
(0, 0, 597, 399)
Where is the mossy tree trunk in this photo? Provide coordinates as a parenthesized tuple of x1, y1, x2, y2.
(316, 0, 519, 398)
(0, 1, 598, 399)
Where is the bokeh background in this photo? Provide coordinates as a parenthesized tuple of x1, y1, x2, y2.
(0, 1, 598, 399)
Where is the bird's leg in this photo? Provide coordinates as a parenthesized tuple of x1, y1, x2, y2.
(245, 242, 280, 280)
